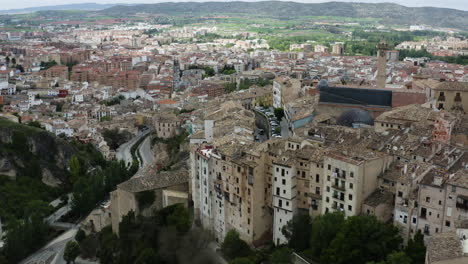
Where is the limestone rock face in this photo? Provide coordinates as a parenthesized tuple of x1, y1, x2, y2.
(0, 118, 78, 185)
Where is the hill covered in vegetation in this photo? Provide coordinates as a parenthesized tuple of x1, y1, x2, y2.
(100, 1, 468, 30)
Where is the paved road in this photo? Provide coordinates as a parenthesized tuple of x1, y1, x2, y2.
(22, 131, 154, 264)
(21, 226, 79, 264)
(208, 242, 228, 264)
(138, 135, 154, 169)
(116, 130, 150, 167)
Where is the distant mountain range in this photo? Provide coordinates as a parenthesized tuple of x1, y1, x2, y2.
(1, 1, 467, 30)
(0, 3, 133, 15)
(99, 1, 468, 30)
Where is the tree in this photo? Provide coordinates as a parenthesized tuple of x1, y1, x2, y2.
(4, 214, 49, 263)
(405, 230, 426, 264)
(11, 58, 16, 65)
(136, 248, 160, 264)
(385, 252, 412, 264)
(69, 155, 80, 184)
(274, 108, 285, 122)
(229, 257, 255, 264)
(282, 214, 311, 251)
(5, 56, 9, 65)
(221, 230, 252, 260)
(15, 64, 24, 72)
(270, 247, 292, 264)
(75, 229, 86, 242)
(322, 215, 403, 264)
(309, 212, 345, 260)
(79, 235, 98, 259)
(64, 241, 80, 264)
(167, 203, 190, 233)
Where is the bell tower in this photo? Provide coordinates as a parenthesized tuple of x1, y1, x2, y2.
(377, 40, 389, 89)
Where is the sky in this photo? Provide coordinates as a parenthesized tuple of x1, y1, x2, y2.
(1, 0, 467, 11)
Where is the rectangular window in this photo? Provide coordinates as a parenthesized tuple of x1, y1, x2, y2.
(328, 164, 331, 170)
(348, 205, 352, 211)
(281, 169, 285, 176)
(426, 197, 430, 203)
(349, 183, 353, 189)
(316, 174, 320, 183)
(278, 199, 282, 207)
(282, 179, 286, 185)
(316, 187, 320, 195)
(445, 221, 451, 227)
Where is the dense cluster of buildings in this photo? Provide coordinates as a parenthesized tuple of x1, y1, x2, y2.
(0, 18, 467, 263)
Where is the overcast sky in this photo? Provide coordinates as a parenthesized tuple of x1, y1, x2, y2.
(1, 0, 467, 11)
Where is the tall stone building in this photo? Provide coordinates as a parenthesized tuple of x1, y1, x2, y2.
(377, 40, 389, 89)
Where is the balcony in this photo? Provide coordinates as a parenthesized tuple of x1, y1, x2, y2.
(333, 171, 346, 180)
(331, 183, 346, 192)
(332, 194, 345, 202)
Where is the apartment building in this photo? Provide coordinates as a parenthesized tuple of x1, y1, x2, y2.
(432, 81, 468, 113)
(321, 150, 393, 217)
(192, 139, 272, 245)
(443, 170, 468, 233)
(267, 139, 326, 245)
(391, 161, 434, 241)
(153, 113, 181, 139)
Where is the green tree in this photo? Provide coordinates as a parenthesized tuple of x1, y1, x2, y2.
(282, 214, 311, 251)
(309, 212, 345, 260)
(75, 229, 86, 242)
(167, 204, 190, 233)
(229, 257, 255, 264)
(270, 247, 292, 264)
(405, 230, 426, 264)
(136, 248, 160, 264)
(322, 215, 403, 264)
(224, 82, 237, 93)
(5, 56, 9, 65)
(64, 241, 80, 264)
(79, 235, 98, 259)
(15, 64, 24, 72)
(274, 108, 285, 122)
(385, 252, 412, 264)
(69, 155, 80, 184)
(221, 230, 252, 260)
(11, 58, 16, 65)
(4, 214, 49, 263)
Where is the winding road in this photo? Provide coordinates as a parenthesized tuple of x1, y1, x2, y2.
(20, 131, 155, 264)
(116, 129, 151, 167)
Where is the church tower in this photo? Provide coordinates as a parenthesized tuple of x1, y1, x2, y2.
(377, 40, 389, 89)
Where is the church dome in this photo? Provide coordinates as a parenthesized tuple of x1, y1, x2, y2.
(337, 109, 374, 127)
(317, 79, 329, 90)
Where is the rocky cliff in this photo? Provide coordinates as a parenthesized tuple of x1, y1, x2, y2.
(0, 118, 77, 186)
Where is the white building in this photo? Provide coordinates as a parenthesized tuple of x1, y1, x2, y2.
(272, 156, 297, 245)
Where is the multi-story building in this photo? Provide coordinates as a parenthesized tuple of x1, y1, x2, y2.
(441, 170, 468, 233)
(153, 113, 181, 139)
(192, 139, 272, 245)
(431, 81, 468, 113)
(321, 150, 393, 217)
